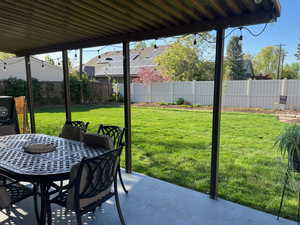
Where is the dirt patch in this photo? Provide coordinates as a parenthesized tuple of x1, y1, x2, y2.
(134, 102, 298, 114)
(133, 103, 300, 123)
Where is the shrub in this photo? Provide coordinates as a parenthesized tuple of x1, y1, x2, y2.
(3, 77, 43, 105)
(175, 98, 185, 105)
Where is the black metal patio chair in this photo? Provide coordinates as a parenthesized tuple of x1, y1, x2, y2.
(49, 147, 126, 225)
(97, 124, 128, 193)
(60, 120, 89, 141)
(0, 177, 34, 215)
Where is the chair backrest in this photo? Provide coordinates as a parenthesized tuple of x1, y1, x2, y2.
(60, 120, 89, 141)
(66, 120, 89, 132)
(72, 147, 122, 209)
(97, 125, 125, 148)
(0, 96, 20, 135)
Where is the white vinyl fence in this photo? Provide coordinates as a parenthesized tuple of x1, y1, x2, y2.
(119, 79, 300, 110)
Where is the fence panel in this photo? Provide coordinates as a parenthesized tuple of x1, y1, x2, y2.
(195, 81, 214, 105)
(132, 83, 149, 102)
(223, 80, 249, 108)
(249, 80, 282, 109)
(174, 82, 193, 103)
(151, 82, 171, 103)
(118, 79, 300, 110)
(286, 80, 300, 110)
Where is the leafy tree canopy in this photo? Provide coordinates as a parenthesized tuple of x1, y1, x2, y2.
(44, 55, 55, 65)
(281, 62, 300, 79)
(253, 46, 286, 79)
(0, 52, 15, 60)
(154, 33, 215, 81)
(133, 67, 170, 84)
(134, 41, 147, 50)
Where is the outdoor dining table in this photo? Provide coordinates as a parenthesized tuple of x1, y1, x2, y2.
(0, 133, 106, 225)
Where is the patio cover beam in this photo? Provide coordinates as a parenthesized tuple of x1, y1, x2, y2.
(15, 10, 276, 56)
(24, 56, 36, 133)
(210, 28, 225, 199)
(123, 41, 132, 173)
(62, 50, 72, 122)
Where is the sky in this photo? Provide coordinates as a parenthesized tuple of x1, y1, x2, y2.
(36, 0, 299, 66)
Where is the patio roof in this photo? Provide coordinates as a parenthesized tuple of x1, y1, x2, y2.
(0, 0, 282, 201)
(0, 0, 281, 56)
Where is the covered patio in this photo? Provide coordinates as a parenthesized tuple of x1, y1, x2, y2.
(0, 0, 284, 224)
(0, 171, 294, 225)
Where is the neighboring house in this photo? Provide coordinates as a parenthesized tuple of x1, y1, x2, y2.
(82, 45, 168, 82)
(243, 59, 254, 78)
(0, 57, 63, 81)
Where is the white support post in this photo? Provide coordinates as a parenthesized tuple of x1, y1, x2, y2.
(192, 80, 196, 105)
(148, 83, 152, 102)
(280, 78, 288, 110)
(281, 78, 287, 96)
(246, 79, 251, 108)
(170, 82, 174, 103)
(131, 83, 135, 103)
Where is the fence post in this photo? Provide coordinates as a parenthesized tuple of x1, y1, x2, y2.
(246, 79, 251, 108)
(148, 83, 152, 102)
(170, 82, 174, 103)
(131, 83, 134, 103)
(281, 78, 287, 96)
(192, 80, 196, 105)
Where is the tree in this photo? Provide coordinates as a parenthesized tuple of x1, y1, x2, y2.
(226, 36, 245, 80)
(295, 39, 300, 60)
(0, 52, 14, 60)
(44, 55, 55, 65)
(134, 41, 147, 49)
(281, 62, 300, 79)
(132, 67, 170, 84)
(154, 33, 215, 81)
(253, 46, 285, 79)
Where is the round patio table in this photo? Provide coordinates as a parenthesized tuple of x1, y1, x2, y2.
(0, 134, 105, 225)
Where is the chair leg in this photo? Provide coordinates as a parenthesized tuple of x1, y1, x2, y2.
(118, 166, 128, 194)
(33, 184, 41, 224)
(46, 193, 52, 225)
(76, 212, 83, 225)
(277, 169, 289, 220)
(114, 178, 126, 225)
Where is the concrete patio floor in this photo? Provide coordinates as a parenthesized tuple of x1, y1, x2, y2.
(0, 171, 296, 225)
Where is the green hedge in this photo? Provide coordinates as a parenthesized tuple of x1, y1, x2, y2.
(3, 77, 92, 105)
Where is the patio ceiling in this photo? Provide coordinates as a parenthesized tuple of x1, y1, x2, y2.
(0, 0, 281, 56)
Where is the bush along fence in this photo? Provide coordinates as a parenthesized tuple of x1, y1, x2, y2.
(0, 77, 113, 106)
(119, 79, 300, 110)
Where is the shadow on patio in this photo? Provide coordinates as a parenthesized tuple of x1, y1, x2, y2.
(0, 171, 295, 225)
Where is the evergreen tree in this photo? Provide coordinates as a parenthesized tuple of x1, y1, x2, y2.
(226, 36, 245, 80)
(295, 40, 300, 60)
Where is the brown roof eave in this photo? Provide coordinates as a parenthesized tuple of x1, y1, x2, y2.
(16, 10, 277, 57)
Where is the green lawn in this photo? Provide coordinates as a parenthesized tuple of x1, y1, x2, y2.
(35, 105, 297, 220)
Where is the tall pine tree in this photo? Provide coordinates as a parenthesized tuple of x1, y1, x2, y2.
(226, 36, 245, 80)
(295, 39, 300, 60)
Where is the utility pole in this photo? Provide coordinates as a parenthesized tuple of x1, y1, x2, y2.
(275, 44, 286, 79)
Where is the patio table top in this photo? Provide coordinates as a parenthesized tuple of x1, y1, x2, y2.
(0, 134, 105, 180)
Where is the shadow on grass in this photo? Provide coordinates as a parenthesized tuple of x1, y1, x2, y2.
(35, 104, 123, 113)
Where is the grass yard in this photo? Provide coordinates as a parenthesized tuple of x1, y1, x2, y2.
(35, 105, 297, 220)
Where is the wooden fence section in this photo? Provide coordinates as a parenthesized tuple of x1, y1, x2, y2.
(0, 80, 112, 105)
(119, 79, 300, 110)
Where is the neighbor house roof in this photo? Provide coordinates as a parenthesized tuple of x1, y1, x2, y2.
(84, 45, 168, 77)
(243, 59, 254, 75)
(0, 0, 281, 56)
